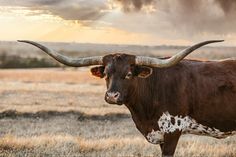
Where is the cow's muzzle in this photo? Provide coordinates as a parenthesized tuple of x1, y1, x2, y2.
(105, 91, 122, 105)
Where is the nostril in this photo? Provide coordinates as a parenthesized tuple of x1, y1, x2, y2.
(114, 92, 120, 99)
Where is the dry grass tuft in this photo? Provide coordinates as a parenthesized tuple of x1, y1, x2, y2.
(0, 134, 156, 156)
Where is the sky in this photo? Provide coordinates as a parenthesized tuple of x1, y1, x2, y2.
(0, 0, 236, 46)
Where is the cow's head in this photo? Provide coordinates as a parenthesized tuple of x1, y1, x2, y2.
(18, 40, 223, 105)
(91, 54, 152, 105)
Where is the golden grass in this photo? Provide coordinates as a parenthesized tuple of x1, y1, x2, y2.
(0, 134, 154, 156)
(0, 68, 103, 84)
(0, 68, 129, 115)
(0, 134, 235, 157)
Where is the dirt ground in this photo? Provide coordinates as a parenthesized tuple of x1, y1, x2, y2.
(0, 68, 235, 157)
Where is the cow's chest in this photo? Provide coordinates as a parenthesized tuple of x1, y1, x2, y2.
(145, 112, 236, 144)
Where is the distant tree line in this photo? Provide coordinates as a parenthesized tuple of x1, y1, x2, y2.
(0, 53, 60, 69)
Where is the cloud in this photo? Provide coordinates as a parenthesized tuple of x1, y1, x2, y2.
(1, 0, 236, 44)
(46, 3, 106, 21)
(0, 0, 62, 7)
(109, 0, 236, 39)
(2, 0, 236, 35)
(0, 0, 109, 21)
(157, 0, 236, 35)
(114, 0, 155, 11)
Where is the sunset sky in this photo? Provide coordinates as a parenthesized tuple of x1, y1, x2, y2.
(0, 0, 236, 46)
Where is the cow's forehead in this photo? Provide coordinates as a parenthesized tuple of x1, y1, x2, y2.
(103, 53, 136, 66)
(102, 54, 136, 75)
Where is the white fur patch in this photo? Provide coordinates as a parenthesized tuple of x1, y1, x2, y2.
(158, 112, 192, 133)
(146, 112, 236, 144)
(158, 112, 236, 138)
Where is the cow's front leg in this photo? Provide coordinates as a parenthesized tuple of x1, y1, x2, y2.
(160, 131, 181, 157)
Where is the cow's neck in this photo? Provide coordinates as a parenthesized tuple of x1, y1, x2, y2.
(124, 67, 187, 135)
(125, 70, 171, 117)
(124, 76, 165, 135)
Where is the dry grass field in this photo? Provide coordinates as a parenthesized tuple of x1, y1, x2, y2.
(0, 68, 235, 157)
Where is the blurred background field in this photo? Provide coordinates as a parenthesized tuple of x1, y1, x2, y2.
(0, 41, 236, 157)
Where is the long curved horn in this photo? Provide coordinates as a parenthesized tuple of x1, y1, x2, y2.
(135, 40, 224, 68)
(18, 40, 103, 67)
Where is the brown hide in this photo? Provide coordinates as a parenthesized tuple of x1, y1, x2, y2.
(125, 59, 236, 135)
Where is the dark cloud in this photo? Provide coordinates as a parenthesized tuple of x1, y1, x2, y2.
(45, 3, 107, 21)
(158, 0, 236, 35)
(113, 0, 236, 35)
(215, 0, 236, 13)
(115, 0, 155, 11)
(0, 0, 108, 21)
(114, 0, 236, 14)
(0, 0, 62, 7)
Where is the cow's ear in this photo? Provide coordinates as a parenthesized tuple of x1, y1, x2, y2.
(90, 66, 105, 78)
(133, 66, 153, 78)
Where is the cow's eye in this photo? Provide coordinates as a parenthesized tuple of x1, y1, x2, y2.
(125, 72, 132, 79)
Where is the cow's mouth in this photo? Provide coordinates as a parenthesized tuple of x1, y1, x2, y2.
(105, 97, 123, 105)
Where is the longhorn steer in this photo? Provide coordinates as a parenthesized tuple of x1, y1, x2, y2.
(18, 40, 236, 157)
